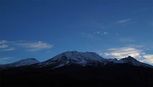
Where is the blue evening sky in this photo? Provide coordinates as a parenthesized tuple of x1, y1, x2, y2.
(0, 0, 153, 64)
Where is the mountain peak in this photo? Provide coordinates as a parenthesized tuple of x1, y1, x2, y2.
(117, 56, 143, 66)
(51, 51, 105, 61)
(42, 51, 108, 68)
(126, 56, 136, 59)
(1, 51, 153, 70)
(120, 56, 138, 62)
(1, 58, 39, 68)
(17, 58, 39, 62)
(11, 58, 39, 67)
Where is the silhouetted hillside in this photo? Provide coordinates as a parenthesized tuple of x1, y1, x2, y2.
(0, 51, 153, 87)
(1, 63, 153, 87)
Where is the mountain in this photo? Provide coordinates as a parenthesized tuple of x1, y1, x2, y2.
(1, 51, 152, 69)
(40, 51, 109, 68)
(117, 56, 153, 68)
(0, 51, 153, 87)
(39, 51, 152, 69)
(118, 56, 142, 64)
(0, 58, 39, 68)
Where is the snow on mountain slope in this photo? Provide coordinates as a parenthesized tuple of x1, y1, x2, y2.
(12, 58, 39, 67)
(118, 56, 140, 64)
(39, 51, 153, 69)
(1, 51, 152, 69)
(115, 56, 153, 68)
(41, 51, 109, 68)
(0, 58, 39, 68)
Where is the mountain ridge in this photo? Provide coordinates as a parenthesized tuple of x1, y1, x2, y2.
(0, 58, 39, 69)
(0, 51, 152, 69)
(1, 51, 153, 87)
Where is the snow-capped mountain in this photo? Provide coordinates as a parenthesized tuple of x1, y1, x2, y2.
(116, 56, 153, 68)
(1, 51, 153, 87)
(40, 51, 152, 69)
(1, 51, 152, 69)
(117, 56, 141, 65)
(0, 58, 39, 68)
(41, 51, 109, 68)
(11, 58, 39, 67)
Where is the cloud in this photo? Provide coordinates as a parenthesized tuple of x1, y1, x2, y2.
(104, 47, 143, 59)
(0, 40, 8, 48)
(142, 54, 153, 65)
(81, 31, 108, 40)
(19, 41, 53, 51)
(0, 44, 8, 48)
(0, 40, 8, 44)
(0, 40, 15, 51)
(119, 38, 135, 43)
(0, 40, 53, 52)
(3, 48, 15, 51)
(116, 18, 131, 24)
(103, 46, 153, 65)
(95, 31, 108, 36)
(0, 57, 15, 64)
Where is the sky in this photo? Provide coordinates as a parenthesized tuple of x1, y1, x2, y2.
(0, 0, 153, 65)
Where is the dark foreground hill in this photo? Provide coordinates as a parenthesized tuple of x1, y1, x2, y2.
(0, 51, 153, 87)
